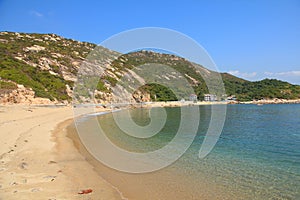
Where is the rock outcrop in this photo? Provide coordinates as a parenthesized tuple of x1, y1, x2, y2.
(0, 84, 54, 105)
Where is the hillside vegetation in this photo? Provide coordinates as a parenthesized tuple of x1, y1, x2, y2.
(0, 31, 299, 103)
(0, 32, 96, 100)
(221, 73, 300, 101)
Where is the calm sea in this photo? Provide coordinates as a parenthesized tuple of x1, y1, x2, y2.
(75, 104, 300, 200)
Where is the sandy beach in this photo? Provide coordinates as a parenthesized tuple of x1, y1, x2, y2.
(0, 105, 122, 200)
(1, 101, 299, 200)
(0, 102, 225, 200)
(0, 103, 230, 200)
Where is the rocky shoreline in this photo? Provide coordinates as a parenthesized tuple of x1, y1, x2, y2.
(236, 98, 300, 105)
(0, 84, 299, 107)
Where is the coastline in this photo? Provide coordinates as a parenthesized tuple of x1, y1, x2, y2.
(237, 98, 300, 105)
(0, 101, 299, 199)
(0, 105, 123, 200)
(68, 102, 300, 200)
(109, 99, 300, 108)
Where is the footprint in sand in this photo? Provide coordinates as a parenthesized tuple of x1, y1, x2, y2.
(48, 160, 57, 164)
(31, 188, 41, 192)
(43, 175, 56, 182)
(18, 162, 28, 170)
(10, 182, 18, 186)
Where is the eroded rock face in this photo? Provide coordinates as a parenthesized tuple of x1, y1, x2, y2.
(0, 84, 53, 105)
(132, 91, 151, 102)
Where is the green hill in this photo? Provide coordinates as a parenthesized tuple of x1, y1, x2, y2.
(0, 31, 299, 103)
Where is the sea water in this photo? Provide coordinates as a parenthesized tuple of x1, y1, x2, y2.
(75, 104, 300, 199)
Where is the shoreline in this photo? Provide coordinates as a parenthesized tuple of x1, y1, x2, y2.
(1, 97, 299, 109)
(65, 119, 130, 200)
(67, 105, 249, 200)
(67, 102, 300, 199)
(75, 99, 300, 109)
(53, 118, 125, 200)
(1, 102, 299, 199)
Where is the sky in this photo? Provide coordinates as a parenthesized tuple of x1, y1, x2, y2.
(0, 0, 299, 84)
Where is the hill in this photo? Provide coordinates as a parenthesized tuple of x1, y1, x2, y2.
(221, 73, 300, 101)
(0, 31, 299, 104)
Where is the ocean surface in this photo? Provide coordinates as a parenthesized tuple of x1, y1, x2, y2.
(74, 104, 300, 200)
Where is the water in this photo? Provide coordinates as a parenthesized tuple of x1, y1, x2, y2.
(75, 104, 300, 199)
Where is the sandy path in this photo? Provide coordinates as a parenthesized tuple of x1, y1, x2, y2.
(0, 105, 122, 200)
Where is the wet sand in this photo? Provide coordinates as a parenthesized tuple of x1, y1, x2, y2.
(67, 110, 240, 200)
(0, 103, 249, 199)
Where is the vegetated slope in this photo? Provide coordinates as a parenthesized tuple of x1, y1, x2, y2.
(110, 51, 300, 101)
(0, 31, 118, 102)
(221, 73, 300, 101)
(109, 50, 223, 101)
(0, 31, 94, 100)
(0, 31, 299, 103)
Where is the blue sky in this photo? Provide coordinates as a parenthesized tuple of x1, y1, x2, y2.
(0, 0, 299, 84)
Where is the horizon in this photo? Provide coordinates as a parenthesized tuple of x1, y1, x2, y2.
(0, 0, 299, 84)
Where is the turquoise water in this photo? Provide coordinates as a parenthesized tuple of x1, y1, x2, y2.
(77, 104, 300, 199)
(187, 104, 300, 199)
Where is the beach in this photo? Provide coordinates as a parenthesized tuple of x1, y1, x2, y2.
(69, 103, 300, 200)
(0, 105, 123, 200)
(1, 103, 299, 200)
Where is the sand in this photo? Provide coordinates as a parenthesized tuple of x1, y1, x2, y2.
(0, 105, 122, 200)
(68, 104, 242, 200)
(2, 100, 293, 199)
(0, 102, 219, 200)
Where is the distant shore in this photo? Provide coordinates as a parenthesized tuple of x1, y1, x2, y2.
(237, 98, 300, 105)
(97, 98, 300, 109)
(1, 97, 300, 108)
